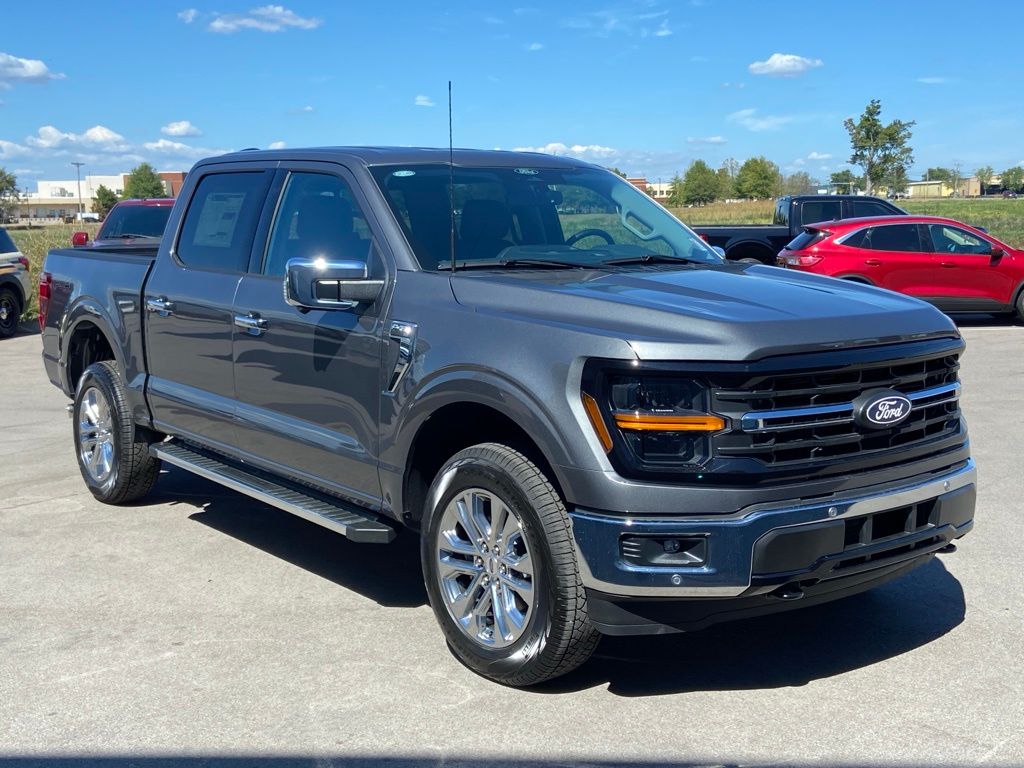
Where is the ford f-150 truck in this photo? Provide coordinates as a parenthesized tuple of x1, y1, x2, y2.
(41, 148, 975, 686)
(693, 194, 906, 263)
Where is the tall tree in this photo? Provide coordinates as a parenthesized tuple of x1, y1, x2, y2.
(843, 99, 915, 195)
(720, 157, 740, 179)
(715, 167, 734, 200)
(949, 163, 963, 197)
(607, 167, 628, 178)
(0, 167, 18, 223)
(783, 171, 818, 196)
(667, 173, 686, 206)
(681, 160, 719, 205)
(883, 165, 910, 197)
(1001, 166, 1024, 194)
(975, 166, 994, 196)
(92, 185, 119, 218)
(735, 156, 782, 199)
(122, 163, 166, 199)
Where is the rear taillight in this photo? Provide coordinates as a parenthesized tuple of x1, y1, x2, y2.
(38, 272, 52, 332)
(779, 253, 823, 267)
(17, 255, 29, 270)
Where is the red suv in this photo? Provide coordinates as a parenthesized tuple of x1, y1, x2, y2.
(778, 215, 1024, 320)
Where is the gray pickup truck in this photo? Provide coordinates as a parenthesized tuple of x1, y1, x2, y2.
(41, 148, 976, 686)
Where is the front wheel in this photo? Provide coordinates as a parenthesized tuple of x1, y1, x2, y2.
(1016, 290, 1024, 323)
(0, 286, 22, 338)
(421, 443, 599, 686)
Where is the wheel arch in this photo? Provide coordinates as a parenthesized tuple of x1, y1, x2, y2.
(0, 275, 26, 308)
(724, 239, 777, 264)
(61, 306, 123, 393)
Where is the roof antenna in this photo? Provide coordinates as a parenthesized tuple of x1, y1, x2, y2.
(448, 80, 456, 274)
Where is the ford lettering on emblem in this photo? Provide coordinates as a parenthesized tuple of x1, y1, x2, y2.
(852, 389, 912, 430)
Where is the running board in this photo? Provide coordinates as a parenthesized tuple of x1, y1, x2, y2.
(151, 441, 396, 544)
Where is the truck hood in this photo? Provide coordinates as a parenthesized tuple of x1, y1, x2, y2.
(449, 263, 958, 361)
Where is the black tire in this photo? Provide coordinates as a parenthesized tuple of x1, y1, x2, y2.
(421, 443, 599, 687)
(1016, 290, 1024, 323)
(73, 360, 161, 504)
(0, 286, 21, 338)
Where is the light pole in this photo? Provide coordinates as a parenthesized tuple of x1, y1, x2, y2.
(71, 161, 85, 221)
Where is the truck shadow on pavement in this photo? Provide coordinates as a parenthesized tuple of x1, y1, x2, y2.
(146, 467, 965, 697)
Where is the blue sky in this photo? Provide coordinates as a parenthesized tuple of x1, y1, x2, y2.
(2, 0, 1023, 185)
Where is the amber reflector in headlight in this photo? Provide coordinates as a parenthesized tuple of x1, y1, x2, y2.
(582, 392, 614, 453)
(613, 413, 725, 432)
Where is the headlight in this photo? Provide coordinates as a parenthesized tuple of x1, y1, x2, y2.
(582, 363, 727, 475)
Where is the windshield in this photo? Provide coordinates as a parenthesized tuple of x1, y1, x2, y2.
(0, 228, 17, 255)
(370, 164, 721, 270)
(99, 205, 173, 239)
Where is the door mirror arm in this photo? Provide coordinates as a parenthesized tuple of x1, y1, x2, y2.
(285, 258, 384, 311)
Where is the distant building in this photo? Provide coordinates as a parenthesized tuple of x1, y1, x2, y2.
(16, 170, 187, 220)
(906, 175, 1001, 198)
(626, 177, 672, 203)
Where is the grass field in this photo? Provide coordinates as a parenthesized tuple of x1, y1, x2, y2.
(8, 197, 1024, 320)
(667, 198, 1024, 247)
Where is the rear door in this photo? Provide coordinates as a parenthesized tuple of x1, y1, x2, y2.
(230, 164, 391, 507)
(144, 166, 273, 447)
(922, 222, 1016, 307)
(854, 223, 933, 296)
(848, 198, 900, 219)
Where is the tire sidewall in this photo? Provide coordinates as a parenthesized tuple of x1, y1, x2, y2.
(421, 456, 559, 680)
(73, 364, 123, 499)
(0, 287, 20, 337)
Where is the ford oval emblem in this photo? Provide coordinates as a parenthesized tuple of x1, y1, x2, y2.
(852, 389, 912, 430)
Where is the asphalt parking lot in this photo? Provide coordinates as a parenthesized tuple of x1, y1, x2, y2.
(1, 319, 1022, 768)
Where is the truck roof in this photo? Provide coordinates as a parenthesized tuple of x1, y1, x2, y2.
(200, 146, 596, 170)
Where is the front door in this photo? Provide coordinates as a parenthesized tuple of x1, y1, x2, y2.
(230, 166, 390, 507)
(923, 222, 1015, 306)
(144, 167, 273, 447)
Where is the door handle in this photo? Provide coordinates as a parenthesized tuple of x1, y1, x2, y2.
(863, 259, 882, 266)
(940, 261, 957, 268)
(234, 312, 269, 336)
(145, 297, 176, 317)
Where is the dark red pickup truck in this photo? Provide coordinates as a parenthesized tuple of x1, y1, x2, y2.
(72, 198, 175, 248)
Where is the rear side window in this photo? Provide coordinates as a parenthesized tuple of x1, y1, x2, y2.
(0, 229, 16, 255)
(786, 228, 827, 251)
(773, 199, 789, 226)
(798, 200, 841, 225)
(176, 172, 270, 272)
(862, 224, 921, 252)
(851, 200, 896, 218)
(839, 228, 870, 248)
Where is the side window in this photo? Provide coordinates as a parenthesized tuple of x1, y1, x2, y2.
(177, 172, 270, 272)
(773, 199, 788, 226)
(863, 224, 921, 252)
(263, 172, 373, 277)
(799, 200, 841, 225)
(839, 228, 869, 248)
(851, 200, 895, 218)
(928, 224, 991, 255)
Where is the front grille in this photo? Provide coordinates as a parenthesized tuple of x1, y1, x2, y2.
(711, 343, 963, 471)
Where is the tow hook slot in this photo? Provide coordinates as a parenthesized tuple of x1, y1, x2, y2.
(769, 583, 805, 601)
(938, 542, 957, 554)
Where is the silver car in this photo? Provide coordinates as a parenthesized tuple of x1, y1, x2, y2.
(0, 227, 31, 338)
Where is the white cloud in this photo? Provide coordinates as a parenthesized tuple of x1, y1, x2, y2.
(720, 81, 746, 89)
(0, 52, 65, 89)
(414, 94, 435, 107)
(654, 19, 672, 37)
(268, 140, 286, 149)
(687, 136, 727, 145)
(207, 5, 322, 33)
(143, 138, 227, 160)
(562, 9, 673, 39)
(916, 76, 948, 85)
(513, 142, 618, 160)
(526, 42, 544, 51)
(289, 105, 314, 114)
(26, 124, 129, 151)
(0, 139, 28, 158)
(748, 53, 823, 78)
(808, 151, 831, 160)
(13, 168, 42, 176)
(728, 108, 793, 132)
(177, 8, 198, 23)
(161, 120, 202, 137)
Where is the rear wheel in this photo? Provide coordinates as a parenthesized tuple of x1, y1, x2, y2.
(73, 361, 161, 504)
(421, 443, 599, 686)
(0, 287, 21, 338)
(1016, 290, 1024, 323)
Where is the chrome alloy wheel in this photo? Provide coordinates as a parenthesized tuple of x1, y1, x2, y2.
(78, 386, 116, 484)
(435, 487, 536, 649)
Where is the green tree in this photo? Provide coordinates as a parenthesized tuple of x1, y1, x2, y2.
(122, 163, 166, 199)
(607, 167, 627, 178)
(1001, 166, 1024, 193)
(843, 99, 915, 195)
(92, 185, 119, 218)
(667, 173, 685, 206)
(923, 167, 952, 182)
(735, 156, 782, 199)
(975, 166, 994, 196)
(681, 160, 719, 205)
(0, 167, 19, 223)
(715, 167, 734, 199)
(883, 165, 910, 197)
(829, 169, 861, 193)
(783, 171, 818, 196)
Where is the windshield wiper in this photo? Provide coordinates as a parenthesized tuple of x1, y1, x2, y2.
(104, 233, 160, 239)
(601, 253, 704, 266)
(438, 258, 591, 271)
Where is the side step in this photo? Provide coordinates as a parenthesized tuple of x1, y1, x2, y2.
(151, 441, 396, 544)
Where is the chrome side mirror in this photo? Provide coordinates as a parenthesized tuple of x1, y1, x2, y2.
(285, 258, 384, 310)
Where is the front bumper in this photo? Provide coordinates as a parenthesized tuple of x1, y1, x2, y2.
(569, 459, 975, 632)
